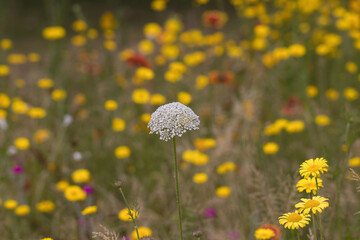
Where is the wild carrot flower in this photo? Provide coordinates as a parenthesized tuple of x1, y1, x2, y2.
(148, 102, 200, 141)
(295, 196, 329, 214)
(299, 158, 328, 178)
(278, 211, 310, 229)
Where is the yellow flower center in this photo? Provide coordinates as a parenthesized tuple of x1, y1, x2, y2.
(304, 199, 320, 208)
(304, 182, 316, 188)
(287, 213, 302, 222)
(308, 164, 320, 172)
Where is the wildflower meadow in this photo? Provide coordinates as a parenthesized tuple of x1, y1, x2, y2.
(1, 0, 360, 239)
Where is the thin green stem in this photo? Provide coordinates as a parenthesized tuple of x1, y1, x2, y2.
(118, 186, 140, 240)
(312, 211, 318, 240)
(173, 137, 184, 240)
(297, 229, 300, 240)
(315, 177, 323, 240)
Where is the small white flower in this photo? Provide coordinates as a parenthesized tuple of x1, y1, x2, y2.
(0, 118, 7, 130)
(62, 114, 73, 127)
(73, 151, 82, 161)
(7, 146, 17, 155)
(148, 102, 200, 141)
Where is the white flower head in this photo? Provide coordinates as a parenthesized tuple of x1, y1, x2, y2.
(148, 102, 200, 141)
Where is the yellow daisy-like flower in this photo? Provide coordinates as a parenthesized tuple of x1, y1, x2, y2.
(296, 177, 323, 195)
(295, 196, 329, 214)
(118, 208, 139, 221)
(254, 227, 275, 240)
(81, 205, 97, 215)
(278, 211, 310, 229)
(299, 157, 328, 178)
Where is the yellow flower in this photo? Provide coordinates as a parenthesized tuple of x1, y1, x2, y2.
(344, 87, 358, 101)
(73, 93, 86, 105)
(289, 44, 306, 57)
(0, 65, 10, 76)
(299, 157, 328, 178)
(151, 0, 166, 11)
(216, 186, 231, 198)
(144, 23, 162, 39)
(51, 89, 67, 101)
(161, 45, 179, 59)
(41, 238, 53, 240)
(136, 67, 154, 80)
(285, 120, 305, 133)
(72, 169, 91, 183)
(315, 115, 330, 126)
(81, 205, 97, 215)
(15, 205, 30, 216)
(0, 93, 10, 108)
(325, 88, 339, 101)
(165, 70, 182, 83)
(15, 78, 26, 88)
(36, 200, 55, 213)
(169, 62, 187, 74)
(100, 12, 116, 30)
(56, 180, 69, 192)
(118, 208, 139, 221)
(28, 53, 40, 62)
(42, 26, 66, 40)
(182, 150, 208, 165)
(38, 78, 54, 89)
(192, 173, 208, 184)
(12, 99, 28, 114)
(72, 20, 87, 32)
(7, 53, 26, 64)
(112, 118, 126, 132)
(263, 142, 279, 155)
(0, 109, 7, 119)
(138, 40, 154, 55)
(254, 24, 270, 38)
(87, 28, 98, 39)
(296, 177, 323, 195)
(177, 92, 192, 105)
(349, 157, 360, 167)
(141, 113, 151, 124)
(196, 75, 209, 90)
(64, 185, 86, 201)
(1, 38, 12, 50)
(150, 94, 166, 105)
(132, 88, 150, 104)
(194, 138, 216, 151)
(254, 227, 275, 240)
(104, 100, 118, 111)
(28, 107, 46, 119)
(71, 35, 87, 47)
(346, 61, 358, 73)
(104, 40, 117, 51)
(216, 161, 236, 174)
(14, 137, 30, 150)
(114, 146, 131, 159)
(295, 196, 329, 214)
(196, 0, 209, 4)
(278, 211, 310, 229)
(131, 226, 152, 240)
(4, 199, 17, 210)
(306, 85, 318, 98)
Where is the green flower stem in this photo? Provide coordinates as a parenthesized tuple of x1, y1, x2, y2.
(315, 177, 324, 240)
(297, 229, 300, 240)
(173, 137, 184, 240)
(312, 211, 318, 240)
(118, 186, 140, 240)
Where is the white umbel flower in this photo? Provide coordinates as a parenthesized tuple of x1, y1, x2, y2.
(148, 102, 200, 141)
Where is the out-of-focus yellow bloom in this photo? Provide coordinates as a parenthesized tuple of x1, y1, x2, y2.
(306, 85, 318, 98)
(216, 161, 236, 174)
(33, 129, 50, 143)
(118, 208, 139, 221)
(138, 40, 154, 55)
(262, 53, 277, 68)
(72, 169, 91, 183)
(72, 20, 87, 32)
(182, 150, 209, 165)
(7, 54, 26, 64)
(150, 94, 166, 105)
(104, 40, 117, 51)
(15, 78, 25, 88)
(36, 200, 55, 213)
(196, 75, 209, 90)
(194, 138, 216, 151)
(71, 35, 87, 47)
(0, 65, 10, 76)
(131, 227, 152, 240)
(73, 93, 86, 105)
(325, 88, 339, 101)
(14, 137, 30, 150)
(12, 99, 28, 114)
(51, 89, 67, 101)
(285, 120, 305, 133)
(114, 146, 131, 159)
(1, 38, 12, 50)
(28, 53, 40, 62)
(141, 113, 151, 124)
(196, 0, 209, 4)
(104, 100, 118, 111)
(82, 206, 97, 215)
(161, 45, 179, 59)
(87, 28, 98, 39)
(178, 92, 192, 105)
(0, 93, 10, 108)
(42, 26, 66, 40)
(349, 157, 360, 167)
(216, 186, 231, 198)
(56, 180, 69, 192)
(151, 0, 166, 11)
(165, 18, 183, 33)
(183, 51, 205, 66)
(289, 44, 306, 57)
(315, 115, 330, 126)
(15, 205, 30, 216)
(254, 24, 270, 38)
(100, 12, 116, 30)
(38, 78, 54, 89)
(112, 118, 126, 132)
(28, 107, 46, 119)
(136, 67, 154, 80)
(165, 70, 182, 83)
(192, 173, 208, 184)
(144, 23, 162, 39)
(0, 109, 7, 119)
(64, 186, 86, 201)
(344, 87, 358, 101)
(263, 142, 279, 155)
(252, 38, 267, 51)
(132, 88, 150, 104)
(169, 62, 186, 74)
(4, 199, 17, 209)
(346, 62, 357, 74)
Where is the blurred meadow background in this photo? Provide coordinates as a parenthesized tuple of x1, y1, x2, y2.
(1, 0, 360, 239)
